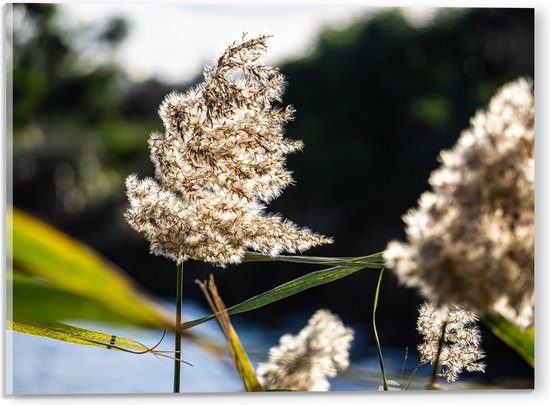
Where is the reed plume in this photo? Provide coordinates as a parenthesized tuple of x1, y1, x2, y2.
(256, 309, 354, 391)
(385, 78, 534, 328)
(417, 302, 485, 382)
(125, 35, 331, 266)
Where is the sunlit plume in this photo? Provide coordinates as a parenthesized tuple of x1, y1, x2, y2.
(385, 78, 534, 328)
(417, 302, 485, 382)
(256, 309, 354, 391)
(125, 35, 331, 265)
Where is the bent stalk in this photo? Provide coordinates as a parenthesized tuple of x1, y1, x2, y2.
(373, 268, 388, 391)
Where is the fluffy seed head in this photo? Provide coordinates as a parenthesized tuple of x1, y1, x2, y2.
(384, 78, 534, 328)
(125, 35, 331, 265)
(256, 309, 354, 391)
(417, 302, 485, 382)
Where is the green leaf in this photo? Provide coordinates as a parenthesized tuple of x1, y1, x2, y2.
(182, 265, 370, 330)
(11, 271, 150, 326)
(8, 320, 152, 353)
(241, 251, 385, 267)
(8, 207, 173, 328)
(7, 320, 197, 365)
(482, 312, 534, 367)
(10, 271, 223, 359)
(197, 276, 263, 392)
(226, 326, 263, 391)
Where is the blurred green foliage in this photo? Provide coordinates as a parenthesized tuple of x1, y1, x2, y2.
(12, 4, 129, 129)
(279, 9, 534, 258)
(11, 3, 159, 225)
(9, 207, 174, 327)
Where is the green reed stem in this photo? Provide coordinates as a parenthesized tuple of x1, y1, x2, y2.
(173, 261, 184, 393)
(427, 320, 447, 389)
(405, 364, 421, 390)
(373, 268, 388, 391)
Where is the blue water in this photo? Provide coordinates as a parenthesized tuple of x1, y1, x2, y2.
(7, 301, 426, 395)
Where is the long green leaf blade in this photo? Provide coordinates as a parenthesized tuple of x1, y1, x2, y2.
(226, 325, 263, 391)
(8, 208, 173, 328)
(482, 312, 534, 367)
(11, 272, 158, 327)
(197, 277, 263, 392)
(8, 320, 150, 353)
(10, 274, 221, 358)
(241, 251, 385, 267)
(181, 265, 369, 330)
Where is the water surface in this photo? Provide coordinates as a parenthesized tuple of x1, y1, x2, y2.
(8, 301, 431, 395)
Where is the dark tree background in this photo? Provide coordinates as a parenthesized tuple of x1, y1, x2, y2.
(10, 5, 534, 385)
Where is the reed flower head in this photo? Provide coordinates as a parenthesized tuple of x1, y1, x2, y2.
(417, 302, 485, 382)
(384, 78, 534, 328)
(125, 35, 331, 265)
(256, 309, 354, 391)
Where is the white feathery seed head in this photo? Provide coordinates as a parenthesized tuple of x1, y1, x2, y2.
(125, 35, 331, 265)
(256, 309, 354, 391)
(384, 78, 534, 328)
(417, 302, 485, 382)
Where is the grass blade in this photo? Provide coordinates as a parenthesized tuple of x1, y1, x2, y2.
(8, 320, 195, 365)
(373, 269, 388, 391)
(482, 312, 534, 367)
(11, 271, 150, 326)
(10, 320, 150, 353)
(181, 265, 370, 330)
(241, 251, 385, 267)
(197, 275, 263, 392)
(9, 208, 173, 328)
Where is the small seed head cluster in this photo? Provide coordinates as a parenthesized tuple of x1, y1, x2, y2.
(125, 35, 331, 265)
(384, 78, 534, 328)
(256, 309, 354, 391)
(417, 302, 485, 382)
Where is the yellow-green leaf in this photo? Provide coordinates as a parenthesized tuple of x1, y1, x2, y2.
(482, 312, 534, 367)
(8, 320, 151, 353)
(11, 271, 153, 326)
(8, 207, 173, 328)
(197, 276, 263, 392)
(226, 326, 263, 392)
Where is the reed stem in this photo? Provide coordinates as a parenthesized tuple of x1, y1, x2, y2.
(373, 268, 388, 391)
(173, 261, 184, 393)
(427, 320, 447, 389)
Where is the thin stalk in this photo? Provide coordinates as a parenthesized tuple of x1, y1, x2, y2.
(373, 268, 388, 391)
(173, 261, 184, 393)
(400, 347, 409, 386)
(427, 320, 447, 390)
(405, 364, 421, 390)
